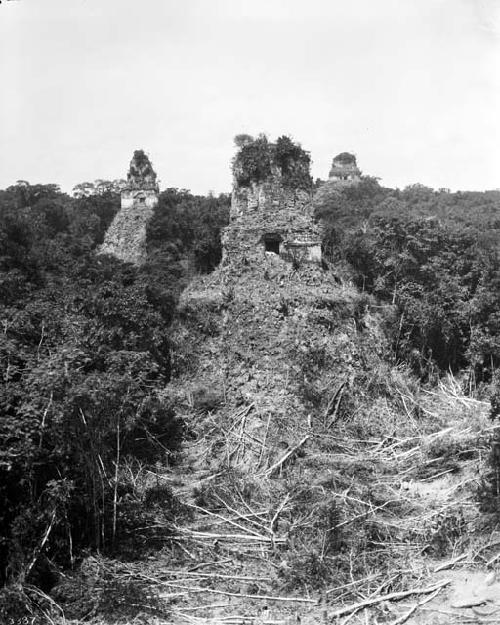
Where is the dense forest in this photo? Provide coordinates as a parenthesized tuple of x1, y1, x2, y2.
(2, 169, 500, 620)
(316, 180, 500, 387)
(0, 182, 229, 618)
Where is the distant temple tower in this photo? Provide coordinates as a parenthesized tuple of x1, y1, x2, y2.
(100, 150, 159, 264)
(121, 150, 159, 212)
(222, 136, 322, 267)
(328, 152, 361, 182)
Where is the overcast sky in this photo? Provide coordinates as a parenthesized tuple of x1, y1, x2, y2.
(1, 0, 499, 194)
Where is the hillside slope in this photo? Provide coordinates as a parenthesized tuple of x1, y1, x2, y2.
(127, 251, 493, 625)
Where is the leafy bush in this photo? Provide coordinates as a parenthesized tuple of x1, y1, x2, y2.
(233, 134, 312, 190)
(233, 134, 273, 187)
(146, 187, 230, 290)
(274, 135, 312, 189)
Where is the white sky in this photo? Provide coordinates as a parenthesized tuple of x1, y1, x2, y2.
(1, 0, 500, 194)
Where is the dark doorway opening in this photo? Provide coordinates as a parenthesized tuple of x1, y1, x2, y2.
(265, 239, 280, 254)
(263, 233, 282, 255)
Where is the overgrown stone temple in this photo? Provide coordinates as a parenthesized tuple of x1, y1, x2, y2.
(223, 139, 322, 268)
(99, 144, 361, 268)
(100, 150, 158, 264)
(328, 151, 361, 183)
(170, 138, 367, 470)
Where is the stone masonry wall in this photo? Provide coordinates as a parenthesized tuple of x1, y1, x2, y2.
(222, 175, 323, 268)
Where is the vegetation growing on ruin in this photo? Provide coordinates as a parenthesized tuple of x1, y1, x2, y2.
(332, 151, 357, 165)
(233, 134, 272, 187)
(233, 134, 312, 190)
(274, 135, 312, 189)
(127, 149, 157, 186)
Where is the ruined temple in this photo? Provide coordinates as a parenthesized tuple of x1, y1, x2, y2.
(170, 137, 364, 462)
(312, 151, 363, 217)
(99, 150, 159, 264)
(222, 140, 322, 268)
(163, 138, 394, 621)
(328, 151, 361, 182)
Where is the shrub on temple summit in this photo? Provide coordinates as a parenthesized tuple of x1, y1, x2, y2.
(233, 134, 312, 190)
